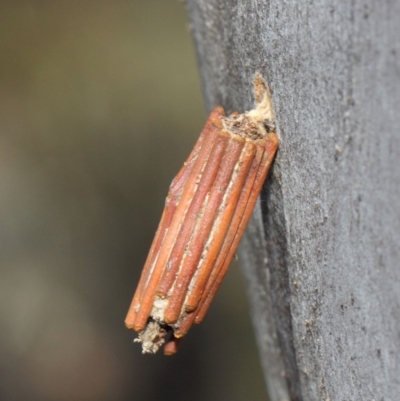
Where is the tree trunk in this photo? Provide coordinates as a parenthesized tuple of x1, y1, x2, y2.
(186, 1, 400, 400)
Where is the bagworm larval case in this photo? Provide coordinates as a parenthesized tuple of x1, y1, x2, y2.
(125, 74, 278, 355)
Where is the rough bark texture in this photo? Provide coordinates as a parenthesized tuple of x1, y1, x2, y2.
(186, 1, 400, 400)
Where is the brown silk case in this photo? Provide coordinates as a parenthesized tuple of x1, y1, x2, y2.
(125, 75, 278, 354)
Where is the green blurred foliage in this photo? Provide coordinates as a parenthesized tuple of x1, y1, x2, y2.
(0, 2, 267, 400)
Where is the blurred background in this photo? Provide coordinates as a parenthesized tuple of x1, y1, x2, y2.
(0, 1, 267, 400)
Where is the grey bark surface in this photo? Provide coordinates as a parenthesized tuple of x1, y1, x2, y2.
(186, 1, 400, 401)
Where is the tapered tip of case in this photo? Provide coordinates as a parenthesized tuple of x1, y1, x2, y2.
(134, 320, 169, 354)
(133, 319, 183, 355)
